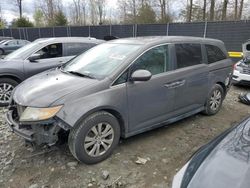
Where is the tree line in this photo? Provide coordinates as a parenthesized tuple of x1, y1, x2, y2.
(0, 0, 249, 28)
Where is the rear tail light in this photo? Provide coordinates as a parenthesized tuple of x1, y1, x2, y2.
(233, 63, 237, 70)
(234, 63, 243, 72)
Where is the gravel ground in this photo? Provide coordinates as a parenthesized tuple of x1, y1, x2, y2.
(0, 85, 250, 188)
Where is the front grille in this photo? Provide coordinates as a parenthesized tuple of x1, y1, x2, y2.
(10, 103, 31, 129)
(10, 100, 26, 120)
(242, 67, 250, 75)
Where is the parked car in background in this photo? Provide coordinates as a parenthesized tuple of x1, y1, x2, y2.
(0, 39, 30, 55)
(233, 56, 250, 85)
(0, 36, 13, 42)
(242, 39, 250, 58)
(0, 37, 104, 106)
(172, 116, 250, 188)
(6, 36, 233, 164)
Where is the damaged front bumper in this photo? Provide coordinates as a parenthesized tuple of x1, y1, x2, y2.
(5, 108, 70, 146)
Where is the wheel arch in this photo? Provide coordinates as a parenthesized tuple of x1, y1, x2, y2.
(72, 106, 127, 138)
(215, 81, 226, 98)
(0, 74, 22, 83)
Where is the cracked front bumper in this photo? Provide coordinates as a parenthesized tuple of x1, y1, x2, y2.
(5, 110, 34, 141)
(5, 109, 63, 145)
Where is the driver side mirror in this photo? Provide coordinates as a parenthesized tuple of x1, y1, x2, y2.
(28, 53, 41, 62)
(131, 69, 152, 82)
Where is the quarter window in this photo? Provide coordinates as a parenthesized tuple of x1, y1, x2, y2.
(131, 45, 169, 75)
(176, 43, 202, 68)
(113, 70, 128, 85)
(205, 44, 227, 64)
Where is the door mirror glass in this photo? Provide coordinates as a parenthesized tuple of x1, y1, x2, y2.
(131, 69, 152, 82)
(28, 53, 41, 62)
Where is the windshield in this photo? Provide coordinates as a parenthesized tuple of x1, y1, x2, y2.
(4, 42, 40, 60)
(63, 43, 141, 79)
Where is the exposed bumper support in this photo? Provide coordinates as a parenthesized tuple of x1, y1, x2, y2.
(5, 110, 34, 141)
(5, 110, 63, 145)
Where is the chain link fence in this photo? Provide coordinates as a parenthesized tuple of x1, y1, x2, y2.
(0, 20, 250, 51)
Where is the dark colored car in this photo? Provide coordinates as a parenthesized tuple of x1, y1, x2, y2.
(0, 37, 104, 106)
(6, 36, 233, 164)
(172, 116, 250, 188)
(0, 39, 30, 55)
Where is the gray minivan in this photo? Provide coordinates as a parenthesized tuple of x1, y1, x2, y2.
(6, 36, 233, 164)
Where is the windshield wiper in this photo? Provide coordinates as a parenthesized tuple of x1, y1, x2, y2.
(67, 71, 96, 79)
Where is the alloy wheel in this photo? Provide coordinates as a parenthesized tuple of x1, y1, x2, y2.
(209, 89, 222, 111)
(84, 122, 114, 157)
(0, 83, 14, 104)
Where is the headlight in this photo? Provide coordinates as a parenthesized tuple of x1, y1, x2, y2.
(19, 105, 63, 122)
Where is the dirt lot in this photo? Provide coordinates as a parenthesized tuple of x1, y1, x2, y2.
(0, 85, 250, 188)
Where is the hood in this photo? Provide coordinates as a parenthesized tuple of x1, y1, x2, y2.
(13, 68, 100, 107)
(187, 117, 250, 188)
(0, 58, 21, 63)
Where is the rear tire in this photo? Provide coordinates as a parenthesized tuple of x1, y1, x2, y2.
(0, 78, 19, 107)
(203, 84, 224, 115)
(68, 111, 120, 164)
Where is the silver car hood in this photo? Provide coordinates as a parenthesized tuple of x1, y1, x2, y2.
(188, 117, 250, 188)
(13, 68, 99, 107)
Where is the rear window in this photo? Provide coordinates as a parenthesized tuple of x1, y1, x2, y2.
(64, 43, 96, 56)
(176, 43, 202, 69)
(18, 40, 27, 45)
(205, 44, 227, 64)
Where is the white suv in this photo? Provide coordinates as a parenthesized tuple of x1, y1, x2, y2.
(233, 57, 250, 85)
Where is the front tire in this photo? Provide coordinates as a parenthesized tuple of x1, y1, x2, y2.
(68, 111, 120, 164)
(203, 84, 224, 115)
(0, 78, 18, 106)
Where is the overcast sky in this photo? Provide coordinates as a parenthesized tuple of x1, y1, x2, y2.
(0, 0, 118, 23)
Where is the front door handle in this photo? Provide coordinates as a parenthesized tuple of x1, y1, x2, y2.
(164, 80, 186, 89)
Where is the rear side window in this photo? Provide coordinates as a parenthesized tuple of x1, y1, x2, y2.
(7, 40, 18, 46)
(176, 43, 202, 69)
(205, 44, 227, 64)
(64, 43, 96, 56)
(18, 40, 27, 45)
